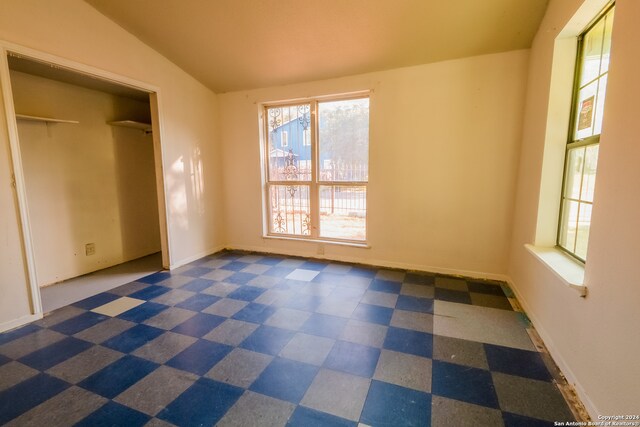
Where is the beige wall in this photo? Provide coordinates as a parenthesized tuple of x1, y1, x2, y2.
(509, 0, 640, 416)
(12, 71, 161, 286)
(219, 50, 529, 278)
(0, 0, 223, 329)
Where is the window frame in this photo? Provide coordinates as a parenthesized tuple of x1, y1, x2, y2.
(261, 93, 370, 245)
(556, 3, 614, 262)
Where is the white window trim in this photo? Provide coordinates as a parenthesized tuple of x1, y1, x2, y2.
(528, 0, 613, 297)
(525, 244, 586, 296)
(260, 92, 370, 244)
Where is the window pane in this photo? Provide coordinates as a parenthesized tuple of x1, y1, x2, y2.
(266, 104, 311, 181)
(319, 186, 366, 240)
(563, 147, 585, 200)
(580, 19, 605, 87)
(268, 185, 311, 236)
(559, 200, 579, 253)
(318, 98, 369, 182)
(574, 203, 593, 260)
(574, 81, 598, 140)
(599, 10, 615, 75)
(580, 144, 599, 202)
(593, 74, 608, 135)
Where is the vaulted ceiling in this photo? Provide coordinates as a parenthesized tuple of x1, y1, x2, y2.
(85, 0, 548, 93)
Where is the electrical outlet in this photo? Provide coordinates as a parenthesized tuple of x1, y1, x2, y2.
(85, 243, 95, 256)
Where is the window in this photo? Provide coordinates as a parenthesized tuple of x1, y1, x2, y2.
(263, 95, 369, 242)
(558, 4, 614, 261)
(281, 130, 288, 147)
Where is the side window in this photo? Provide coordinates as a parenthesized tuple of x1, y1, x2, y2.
(557, 5, 614, 261)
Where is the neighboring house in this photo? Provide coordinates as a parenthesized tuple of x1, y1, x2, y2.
(270, 115, 311, 163)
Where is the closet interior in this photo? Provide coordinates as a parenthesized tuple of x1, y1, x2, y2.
(8, 54, 164, 311)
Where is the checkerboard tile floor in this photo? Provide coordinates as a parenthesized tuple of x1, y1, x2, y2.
(0, 251, 576, 426)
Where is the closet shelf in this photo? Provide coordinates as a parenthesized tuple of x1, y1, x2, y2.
(16, 114, 79, 124)
(107, 120, 152, 133)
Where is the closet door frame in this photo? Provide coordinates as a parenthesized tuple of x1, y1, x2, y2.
(0, 40, 171, 316)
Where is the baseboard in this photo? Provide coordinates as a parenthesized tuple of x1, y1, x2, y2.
(505, 277, 598, 419)
(0, 313, 43, 334)
(226, 243, 510, 283)
(169, 245, 226, 270)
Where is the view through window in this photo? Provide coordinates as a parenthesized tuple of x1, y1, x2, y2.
(558, 5, 614, 261)
(264, 96, 369, 242)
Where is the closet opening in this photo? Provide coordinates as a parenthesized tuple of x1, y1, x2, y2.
(3, 51, 170, 313)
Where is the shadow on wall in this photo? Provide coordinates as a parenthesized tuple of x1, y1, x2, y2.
(112, 125, 161, 260)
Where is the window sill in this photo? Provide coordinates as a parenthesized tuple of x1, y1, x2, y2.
(263, 234, 371, 249)
(524, 244, 587, 297)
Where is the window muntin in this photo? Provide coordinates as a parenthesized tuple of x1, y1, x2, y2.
(264, 96, 369, 242)
(558, 5, 614, 261)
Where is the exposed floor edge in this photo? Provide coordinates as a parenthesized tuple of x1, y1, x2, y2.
(505, 281, 591, 423)
(223, 245, 510, 284)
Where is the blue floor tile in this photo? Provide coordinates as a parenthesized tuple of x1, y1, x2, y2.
(250, 357, 318, 403)
(369, 279, 402, 294)
(330, 287, 365, 301)
(240, 325, 294, 356)
(0, 354, 9, 366)
(287, 406, 357, 427)
(78, 355, 158, 399)
(434, 288, 472, 304)
(171, 313, 226, 337)
(166, 339, 232, 375)
(383, 327, 433, 358)
(232, 303, 277, 324)
(502, 412, 553, 427)
(138, 271, 170, 284)
(228, 286, 267, 302)
(181, 266, 214, 277)
(284, 294, 323, 311)
(128, 285, 171, 301)
(18, 336, 92, 370)
(256, 256, 284, 266)
(0, 323, 41, 346)
(300, 313, 348, 339)
(404, 272, 435, 286)
(157, 378, 243, 426)
(219, 252, 243, 260)
(181, 278, 215, 292)
(102, 324, 165, 353)
(72, 292, 120, 310)
(226, 272, 258, 285)
(432, 360, 499, 408)
(351, 303, 393, 325)
(348, 267, 376, 278)
(0, 373, 69, 424)
(264, 266, 295, 278)
(220, 261, 250, 271)
(484, 343, 553, 381)
(50, 312, 109, 335)
(118, 302, 168, 323)
(300, 260, 328, 271)
(175, 293, 220, 312)
(313, 272, 347, 285)
(395, 295, 434, 313)
(324, 340, 380, 378)
(75, 401, 150, 427)
(360, 380, 431, 427)
(468, 281, 506, 296)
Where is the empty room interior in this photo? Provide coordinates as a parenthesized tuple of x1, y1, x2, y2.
(0, 0, 638, 426)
